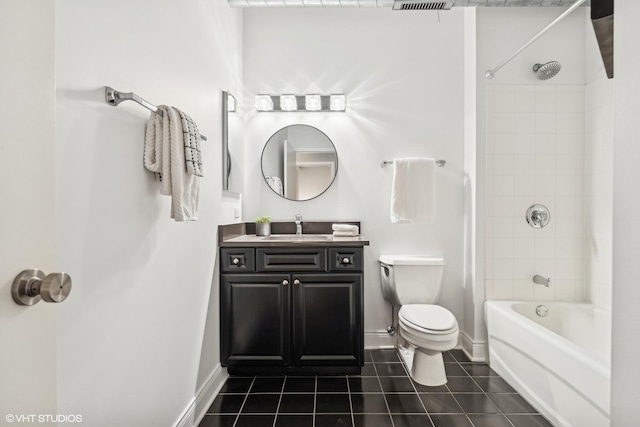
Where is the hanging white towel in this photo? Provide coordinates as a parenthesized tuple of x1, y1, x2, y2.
(144, 106, 200, 221)
(390, 157, 436, 224)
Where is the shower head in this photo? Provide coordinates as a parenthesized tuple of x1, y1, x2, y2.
(533, 61, 561, 80)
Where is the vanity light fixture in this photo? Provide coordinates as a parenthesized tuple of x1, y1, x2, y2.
(329, 94, 346, 111)
(305, 94, 322, 111)
(280, 95, 298, 111)
(254, 94, 347, 112)
(255, 94, 273, 111)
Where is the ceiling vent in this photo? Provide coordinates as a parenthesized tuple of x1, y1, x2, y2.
(392, 0, 453, 10)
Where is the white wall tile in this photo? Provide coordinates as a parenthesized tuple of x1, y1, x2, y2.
(514, 113, 536, 134)
(492, 90, 515, 112)
(493, 154, 515, 176)
(493, 196, 515, 217)
(493, 280, 514, 300)
(535, 238, 557, 259)
(557, 113, 584, 134)
(493, 176, 514, 196)
(513, 175, 535, 196)
(535, 113, 558, 133)
(493, 259, 514, 280)
(491, 133, 515, 154)
(514, 133, 536, 154)
(493, 238, 514, 259)
(513, 280, 535, 300)
(485, 84, 587, 304)
(488, 113, 515, 133)
(513, 238, 535, 258)
(535, 134, 557, 154)
(536, 87, 557, 113)
(493, 216, 514, 238)
(513, 88, 536, 113)
(513, 154, 536, 175)
(534, 154, 557, 176)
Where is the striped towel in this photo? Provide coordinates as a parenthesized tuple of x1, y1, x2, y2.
(176, 108, 203, 177)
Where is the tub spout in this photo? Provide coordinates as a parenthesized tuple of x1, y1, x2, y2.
(533, 275, 551, 287)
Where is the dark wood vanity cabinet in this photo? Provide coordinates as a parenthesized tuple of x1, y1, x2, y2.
(220, 247, 364, 375)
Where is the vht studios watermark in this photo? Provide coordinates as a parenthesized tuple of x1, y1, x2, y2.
(5, 414, 83, 423)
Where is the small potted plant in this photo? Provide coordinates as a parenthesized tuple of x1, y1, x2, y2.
(255, 216, 271, 236)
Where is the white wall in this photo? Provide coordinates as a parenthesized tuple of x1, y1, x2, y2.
(612, 2, 640, 423)
(0, 1, 57, 422)
(243, 8, 466, 344)
(584, 13, 613, 311)
(55, 1, 242, 426)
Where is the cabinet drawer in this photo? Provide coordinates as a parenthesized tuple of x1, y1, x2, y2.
(221, 248, 256, 272)
(257, 248, 327, 272)
(328, 248, 363, 272)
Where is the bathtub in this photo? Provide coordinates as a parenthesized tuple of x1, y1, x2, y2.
(484, 301, 611, 427)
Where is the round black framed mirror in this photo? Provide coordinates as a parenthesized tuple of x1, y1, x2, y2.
(261, 125, 338, 201)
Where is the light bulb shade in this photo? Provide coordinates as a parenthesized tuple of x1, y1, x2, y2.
(305, 94, 322, 111)
(330, 94, 346, 111)
(255, 95, 273, 111)
(280, 95, 298, 111)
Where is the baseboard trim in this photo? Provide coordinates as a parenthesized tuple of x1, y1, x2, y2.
(175, 397, 196, 427)
(460, 331, 486, 362)
(365, 331, 396, 349)
(191, 364, 229, 427)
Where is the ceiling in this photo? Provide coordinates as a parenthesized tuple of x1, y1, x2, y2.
(228, 0, 590, 7)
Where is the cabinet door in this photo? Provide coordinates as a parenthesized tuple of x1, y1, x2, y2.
(221, 274, 290, 366)
(292, 274, 363, 366)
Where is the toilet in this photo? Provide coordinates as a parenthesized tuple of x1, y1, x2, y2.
(379, 255, 459, 386)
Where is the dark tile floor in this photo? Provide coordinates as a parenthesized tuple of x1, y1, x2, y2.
(199, 349, 553, 427)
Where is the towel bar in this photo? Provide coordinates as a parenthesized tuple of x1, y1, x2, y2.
(380, 159, 446, 168)
(105, 86, 207, 141)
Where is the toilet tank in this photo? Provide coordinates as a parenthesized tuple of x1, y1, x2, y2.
(379, 255, 445, 305)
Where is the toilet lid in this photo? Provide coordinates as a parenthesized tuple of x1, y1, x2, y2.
(399, 304, 457, 332)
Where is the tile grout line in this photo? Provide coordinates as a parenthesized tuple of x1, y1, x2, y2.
(346, 372, 355, 427)
(271, 375, 287, 427)
(447, 354, 485, 427)
(231, 376, 256, 427)
(370, 351, 397, 427)
(453, 353, 519, 427)
(398, 349, 436, 427)
(312, 375, 317, 427)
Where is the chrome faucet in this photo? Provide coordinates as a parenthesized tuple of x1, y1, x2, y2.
(533, 275, 551, 287)
(295, 214, 303, 236)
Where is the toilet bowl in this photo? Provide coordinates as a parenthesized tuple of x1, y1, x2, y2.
(379, 255, 459, 386)
(398, 304, 459, 385)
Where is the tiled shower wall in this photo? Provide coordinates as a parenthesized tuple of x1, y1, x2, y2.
(485, 85, 586, 301)
(585, 78, 614, 310)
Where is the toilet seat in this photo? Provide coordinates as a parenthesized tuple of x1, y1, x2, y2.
(399, 304, 458, 334)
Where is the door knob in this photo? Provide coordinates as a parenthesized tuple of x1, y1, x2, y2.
(11, 269, 72, 306)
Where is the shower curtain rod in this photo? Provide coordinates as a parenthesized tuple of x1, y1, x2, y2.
(485, 0, 587, 79)
(104, 86, 207, 141)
